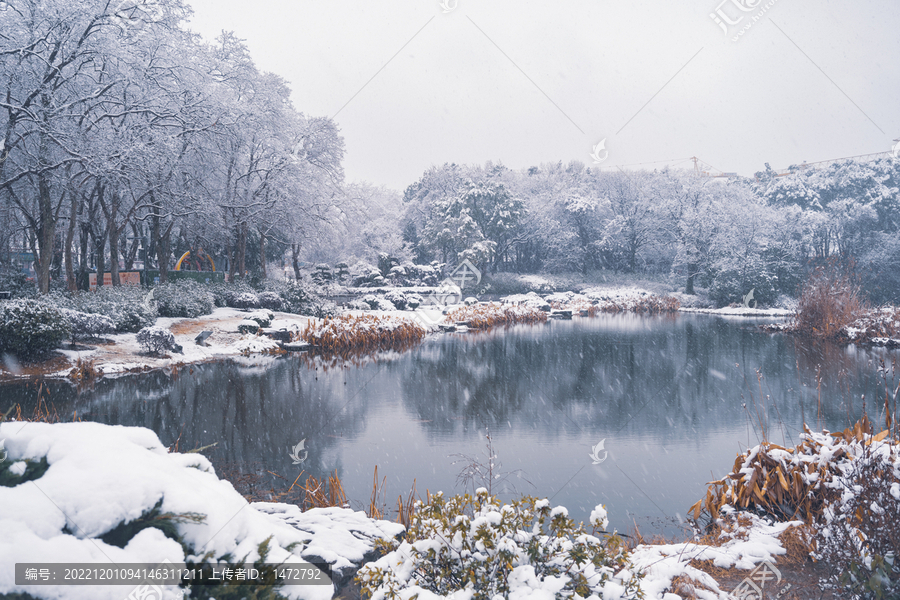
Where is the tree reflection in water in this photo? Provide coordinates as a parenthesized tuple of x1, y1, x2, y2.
(4, 314, 897, 534)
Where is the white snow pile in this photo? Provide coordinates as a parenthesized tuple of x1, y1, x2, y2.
(841, 306, 900, 346)
(500, 291, 551, 311)
(0, 422, 400, 600)
(254, 503, 405, 588)
(233, 333, 283, 354)
(627, 509, 800, 600)
(581, 286, 655, 304)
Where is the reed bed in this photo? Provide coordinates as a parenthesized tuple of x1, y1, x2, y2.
(689, 414, 898, 528)
(793, 261, 867, 339)
(445, 303, 549, 330)
(299, 314, 425, 352)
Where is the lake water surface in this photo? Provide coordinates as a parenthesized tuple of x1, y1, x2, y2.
(4, 313, 897, 536)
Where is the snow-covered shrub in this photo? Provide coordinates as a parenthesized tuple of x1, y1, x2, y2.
(231, 291, 260, 309)
(53, 285, 156, 332)
(362, 294, 396, 311)
(153, 280, 215, 318)
(0, 267, 36, 299)
(61, 308, 115, 343)
(209, 281, 261, 309)
(346, 299, 371, 311)
(357, 490, 642, 600)
(383, 289, 408, 310)
(0, 299, 70, 358)
(257, 290, 283, 311)
(136, 326, 175, 355)
(811, 430, 900, 597)
(0, 422, 354, 600)
(237, 320, 260, 334)
(406, 293, 424, 309)
(350, 261, 383, 287)
(246, 310, 274, 328)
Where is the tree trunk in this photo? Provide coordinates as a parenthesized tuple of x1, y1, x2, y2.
(292, 243, 301, 280)
(258, 228, 266, 280)
(64, 194, 78, 292)
(78, 222, 90, 290)
(685, 264, 697, 295)
(107, 192, 120, 286)
(35, 174, 56, 294)
(124, 222, 140, 271)
(158, 224, 172, 284)
(238, 222, 247, 279)
(94, 226, 106, 288)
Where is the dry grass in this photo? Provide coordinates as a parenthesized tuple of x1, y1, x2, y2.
(302, 470, 349, 509)
(445, 303, 549, 330)
(793, 260, 867, 339)
(68, 358, 101, 386)
(689, 414, 895, 528)
(3, 384, 74, 424)
(300, 314, 425, 353)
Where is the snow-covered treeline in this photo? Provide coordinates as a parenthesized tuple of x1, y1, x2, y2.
(399, 158, 900, 305)
(0, 0, 346, 293)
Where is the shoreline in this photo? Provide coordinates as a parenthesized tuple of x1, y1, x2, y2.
(3, 285, 896, 382)
(0, 290, 800, 382)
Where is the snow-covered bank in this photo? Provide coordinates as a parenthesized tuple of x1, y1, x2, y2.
(0, 307, 314, 380)
(0, 421, 403, 600)
(0, 421, 810, 600)
(679, 306, 794, 317)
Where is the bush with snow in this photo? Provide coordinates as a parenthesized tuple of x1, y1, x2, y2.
(51, 285, 156, 333)
(136, 326, 176, 355)
(357, 489, 642, 600)
(0, 267, 36, 299)
(246, 309, 274, 328)
(0, 299, 70, 358)
(362, 294, 396, 311)
(383, 289, 408, 310)
(61, 308, 115, 343)
(153, 280, 215, 318)
(257, 290, 284, 311)
(0, 421, 363, 600)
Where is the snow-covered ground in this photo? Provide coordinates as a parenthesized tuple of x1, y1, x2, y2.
(25, 307, 313, 379)
(0, 421, 803, 600)
(0, 421, 403, 600)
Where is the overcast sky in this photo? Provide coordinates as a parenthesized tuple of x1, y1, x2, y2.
(186, 0, 900, 190)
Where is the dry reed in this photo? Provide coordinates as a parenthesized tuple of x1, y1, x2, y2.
(445, 303, 548, 330)
(300, 315, 425, 353)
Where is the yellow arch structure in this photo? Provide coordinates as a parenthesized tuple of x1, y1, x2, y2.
(174, 250, 216, 272)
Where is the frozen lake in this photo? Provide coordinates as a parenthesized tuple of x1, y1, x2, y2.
(5, 313, 897, 536)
